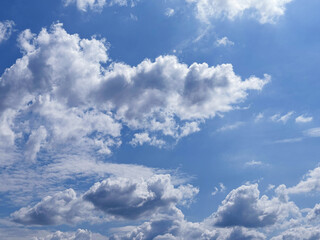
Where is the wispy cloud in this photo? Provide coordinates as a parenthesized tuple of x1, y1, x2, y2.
(217, 122, 245, 132)
(295, 115, 313, 123)
(270, 111, 294, 123)
(215, 37, 234, 46)
(304, 127, 320, 137)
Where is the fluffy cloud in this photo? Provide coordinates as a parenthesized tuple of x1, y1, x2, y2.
(11, 174, 198, 225)
(11, 189, 92, 225)
(35, 229, 93, 240)
(271, 226, 320, 240)
(186, 0, 293, 24)
(0, 20, 14, 43)
(0, 23, 269, 163)
(209, 184, 300, 228)
(110, 208, 266, 240)
(83, 174, 198, 220)
(286, 166, 320, 194)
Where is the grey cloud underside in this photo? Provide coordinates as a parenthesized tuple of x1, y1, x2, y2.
(0, 23, 269, 162)
(12, 166, 320, 239)
(11, 174, 198, 225)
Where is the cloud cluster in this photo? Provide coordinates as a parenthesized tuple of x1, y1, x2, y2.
(0, 23, 268, 165)
(186, 0, 293, 24)
(11, 174, 198, 225)
(10, 164, 320, 239)
(0, 20, 14, 44)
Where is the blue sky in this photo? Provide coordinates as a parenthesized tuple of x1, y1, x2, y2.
(1, 0, 320, 239)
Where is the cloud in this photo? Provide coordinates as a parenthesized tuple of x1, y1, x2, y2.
(296, 115, 313, 123)
(63, 0, 135, 11)
(83, 174, 198, 220)
(209, 184, 300, 228)
(186, 0, 293, 24)
(0, 20, 14, 44)
(245, 160, 263, 166)
(215, 37, 234, 46)
(110, 207, 266, 240)
(272, 137, 303, 144)
(35, 229, 93, 240)
(271, 226, 320, 240)
(0, 23, 269, 164)
(129, 133, 165, 147)
(304, 127, 320, 138)
(286, 166, 320, 194)
(270, 111, 294, 123)
(216, 121, 244, 132)
(11, 173, 198, 225)
(212, 183, 226, 196)
(11, 189, 93, 225)
(165, 8, 175, 17)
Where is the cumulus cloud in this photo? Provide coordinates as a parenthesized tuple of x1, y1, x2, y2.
(83, 174, 198, 220)
(0, 22, 269, 163)
(11, 189, 93, 225)
(186, 0, 293, 24)
(110, 206, 266, 240)
(35, 229, 93, 240)
(11, 173, 198, 225)
(286, 166, 320, 194)
(129, 133, 165, 147)
(209, 184, 300, 228)
(0, 20, 14, 44)
(271, 226, 320, 240)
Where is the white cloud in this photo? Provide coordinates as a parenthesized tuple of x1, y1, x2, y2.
(296, 115, 313, 123)
(273, 137, 303, 144)
(129, 132, 165, 147)
(208, 184, 300, 228)
(0, 22, 269, 163)
(304, 127, 320, 138)
(64, 0, 135, 11)
(0, 20, 14, 44)
(270, 111, 294, 123)
(245, 160, 263, 166)
(35, 229, 98, 240)
(186, 0, 293, 24)
(83, 174, 198, 220)
(286, 166, 320, 194)
(217, 122, 244, 132)
(165, 8, 175, 17)
(11, 189, 93, 225)
(212, 183, 226, 196)
(254, 112, 264, 122)
(11, 173, 198, 225)
(24, 126, 47, 162)
(271, 226, 320, 240)
(215, 37, 234, 46)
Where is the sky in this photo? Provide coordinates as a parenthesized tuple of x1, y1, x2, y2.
(1, 0, 320, 239)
